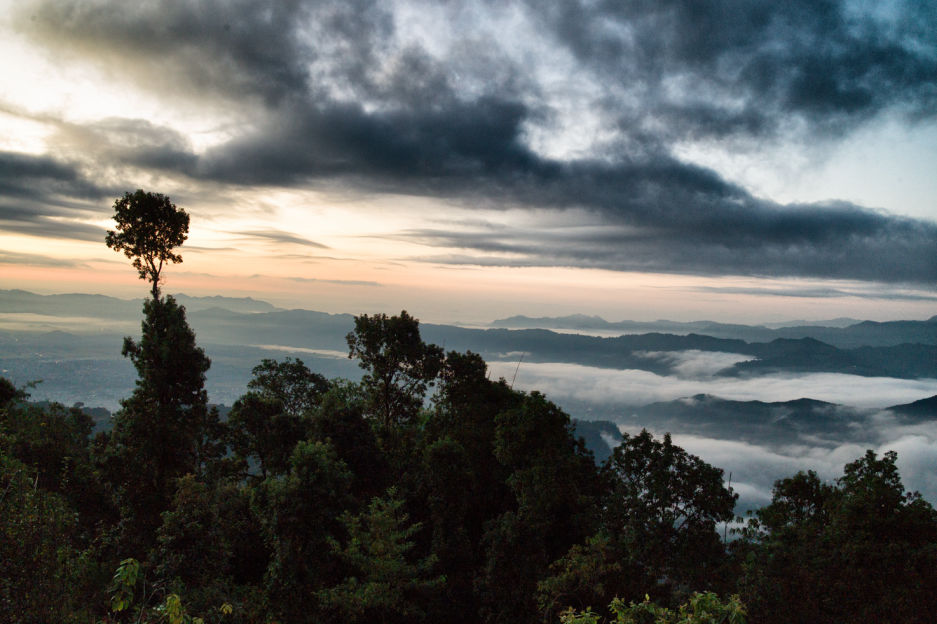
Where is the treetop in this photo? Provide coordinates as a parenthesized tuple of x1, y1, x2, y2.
(105, 189, 189, 299)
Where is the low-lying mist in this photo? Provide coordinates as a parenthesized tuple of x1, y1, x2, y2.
(489, 354, 937, 509)
(488, 355, 937, 408)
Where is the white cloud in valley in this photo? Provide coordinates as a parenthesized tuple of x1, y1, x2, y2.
(489, 358, 937, 409)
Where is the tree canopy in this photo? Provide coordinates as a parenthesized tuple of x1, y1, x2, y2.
(105, 189, 189, 300)
(346, 311, 443, 432)
(737, 450, 937, 624)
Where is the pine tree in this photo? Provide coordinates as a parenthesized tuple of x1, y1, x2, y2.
(319, 488, 444, 624)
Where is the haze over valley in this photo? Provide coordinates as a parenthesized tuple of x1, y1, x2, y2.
(4, 288, 936, 513)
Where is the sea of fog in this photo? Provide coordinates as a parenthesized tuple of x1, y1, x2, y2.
(487, 355, 937, 510)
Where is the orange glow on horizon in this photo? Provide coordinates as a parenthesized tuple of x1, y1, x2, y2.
(3, 256, 935, 326)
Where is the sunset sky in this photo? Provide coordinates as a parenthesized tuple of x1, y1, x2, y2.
(1, 0, 935, 323)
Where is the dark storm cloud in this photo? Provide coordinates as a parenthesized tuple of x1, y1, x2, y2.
(193, 95, 542, 187)
(0, 151, 112, 242)
(23, 1, 310, 104)
(0, 151, 106, 202)
(529, 0, 937, 139)
(20, 0, 393, 105)
(403, 195, 937, 283)
(15, 0, 937, 283)
(60, 118, 199, 173)
(0, 213, 105, 242)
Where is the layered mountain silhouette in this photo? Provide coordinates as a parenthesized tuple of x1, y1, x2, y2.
(2, 290, 935, 410)
(492, 313, 937, 348)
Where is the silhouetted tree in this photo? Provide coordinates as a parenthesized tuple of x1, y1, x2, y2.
(105, 189, 189, 301)
(0, 397, 111, 543)
(536, 533, 627, 621)
(540, 430, 736, 619)
(477, 392, 601, 624)
(0, 451, 80, 622)
(100, 192, 219, 555)
(310, 387, 388, 502)
(100, 295, 217, 554)
(228, 358, 330, 479)
(418, 351, 521, 623)
(346, 311, 443, 433)
(227, 392, 303, 479)
(738, 450, 937, 624)
(601, 430, 736, 603)
(247, 358, 329, 418)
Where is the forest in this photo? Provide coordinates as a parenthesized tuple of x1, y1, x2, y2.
(2, 191, 937, 624)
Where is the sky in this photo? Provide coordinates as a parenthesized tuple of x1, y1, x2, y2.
(1, 0, 936, 324)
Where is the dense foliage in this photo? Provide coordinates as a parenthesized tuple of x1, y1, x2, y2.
(1, 194, 935, 622)
(105, 189, 189, 301)
(4, 306, 936, 622)
(735, 452, 937, 624)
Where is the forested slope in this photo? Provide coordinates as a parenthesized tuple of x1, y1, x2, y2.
(2, 307, 936, 623)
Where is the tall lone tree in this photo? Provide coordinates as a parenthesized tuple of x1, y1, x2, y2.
(105, 190, 189, 301)
(100, 189, 216, 554)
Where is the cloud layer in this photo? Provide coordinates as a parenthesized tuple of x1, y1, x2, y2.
(671, 417, 937, 511)
(0, 151, 112, 241)
(490, 350, 937, 507)
(490, 358, 937, 409)
(5, 0, 937, 283)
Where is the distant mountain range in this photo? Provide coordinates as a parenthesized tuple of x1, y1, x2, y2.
(888, 394, 937, 419)
(2, 289, 936, 408)
(575, 392, 935, 463)
(0, 289, 280, 318)
(491, 313, 937, 348)
(6, 289, 935, 512)
(495, 313, 862, 331)
(622, 394, 864, 447)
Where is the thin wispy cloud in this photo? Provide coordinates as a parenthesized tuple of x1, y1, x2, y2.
(0, 250, 87, 268)
(635, 350, 754, 379)
(694, 285, 937, 302)
(243, 274, 383, 287)
(283, 276, 383, 287)
(231, 229, 330, 249)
